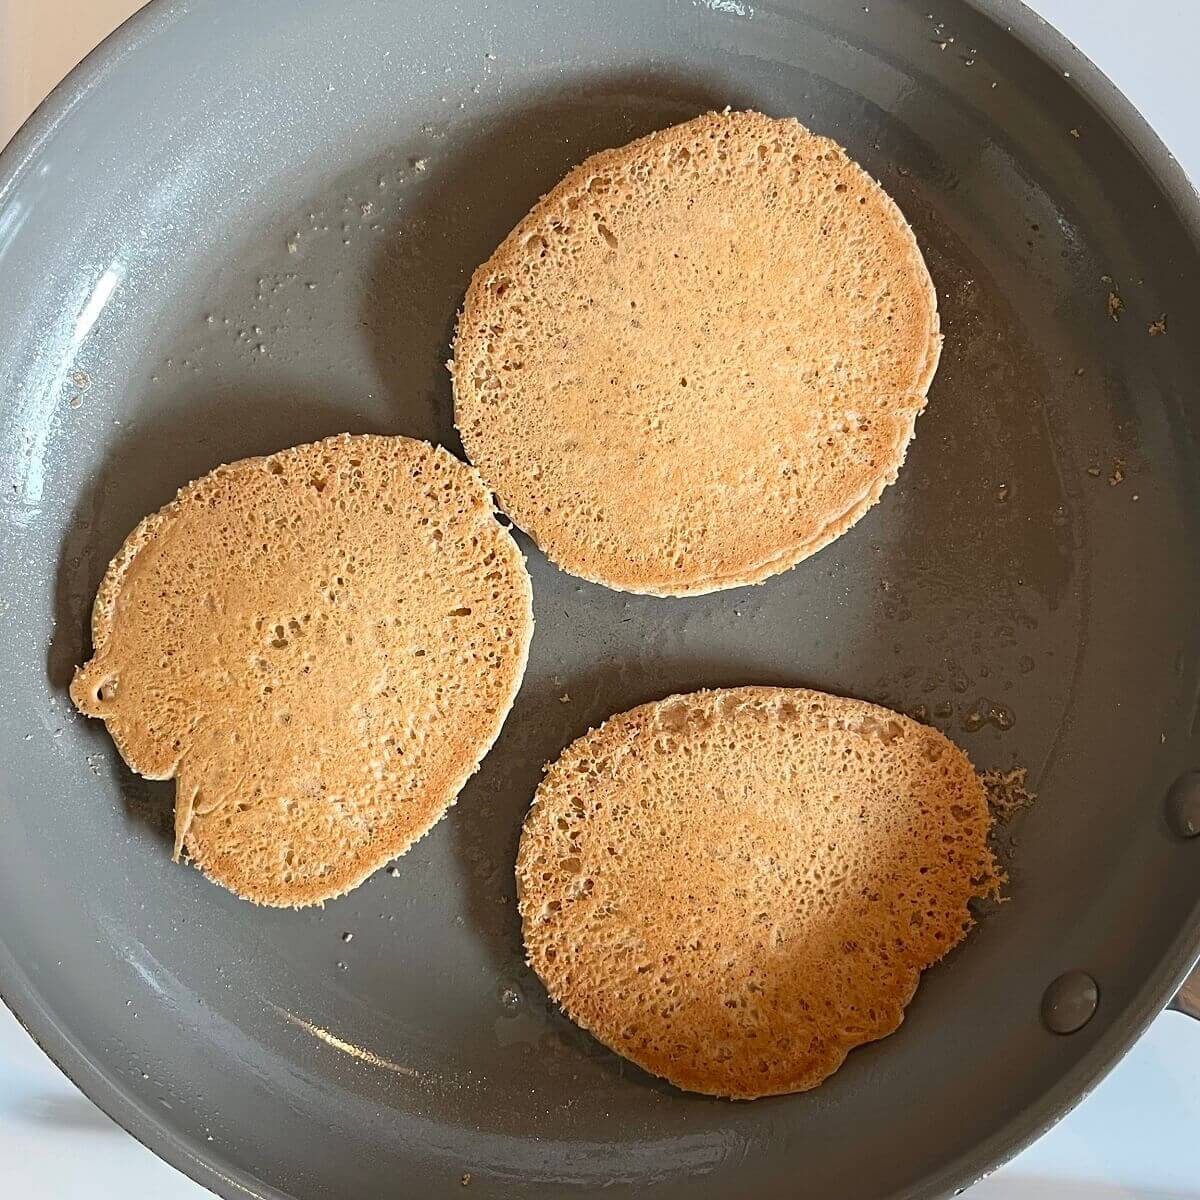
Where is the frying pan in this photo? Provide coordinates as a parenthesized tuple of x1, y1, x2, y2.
(1, 0, 1198, 1197)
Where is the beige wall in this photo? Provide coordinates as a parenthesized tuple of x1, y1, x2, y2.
(0, 0, 147, 147)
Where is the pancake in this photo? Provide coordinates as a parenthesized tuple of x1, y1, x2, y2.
(70, 434, 533, 907)
(516, 687, 1000, 1098)
(453, 110, 940, 595)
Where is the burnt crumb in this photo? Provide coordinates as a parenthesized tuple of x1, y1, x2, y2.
(1107, 291, 1123, 321)
(982, 766, 1036, 822)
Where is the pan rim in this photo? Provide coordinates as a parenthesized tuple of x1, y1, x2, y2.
(1, 1, 1198, 1198)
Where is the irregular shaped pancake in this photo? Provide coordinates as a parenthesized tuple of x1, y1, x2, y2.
(454, 110, 940, 595)
(71, 434, 533, 906)
(517, 687, 1000, 1098)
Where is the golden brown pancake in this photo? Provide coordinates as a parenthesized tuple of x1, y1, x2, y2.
(71, 434, 533, 906)
(517, 687, 1000, 1098)
(454, 110, 940, 595)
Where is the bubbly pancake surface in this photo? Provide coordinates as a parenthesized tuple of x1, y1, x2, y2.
(71, 434, 533, 906)
(454, 110, 941, 595)
(517, 687, 1000, 1098)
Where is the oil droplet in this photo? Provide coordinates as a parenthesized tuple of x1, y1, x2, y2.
(990, 703, 1015, 730)
(962, 698, 1015, 732)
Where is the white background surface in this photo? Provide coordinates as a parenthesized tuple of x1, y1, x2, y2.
(1, 1, 1198, 1197)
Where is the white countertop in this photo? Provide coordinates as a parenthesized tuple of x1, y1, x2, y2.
(2, 1, 1198, 1197)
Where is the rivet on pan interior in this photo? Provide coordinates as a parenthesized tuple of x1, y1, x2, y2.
(1042, 971, 1099, 1034)
(1166, 771, 1200, 838)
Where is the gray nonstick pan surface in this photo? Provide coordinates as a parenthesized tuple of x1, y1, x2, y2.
(1, 1, 1199, 1197)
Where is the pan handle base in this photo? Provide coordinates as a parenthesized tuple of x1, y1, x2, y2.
(1168, 963, 1200, 1022)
